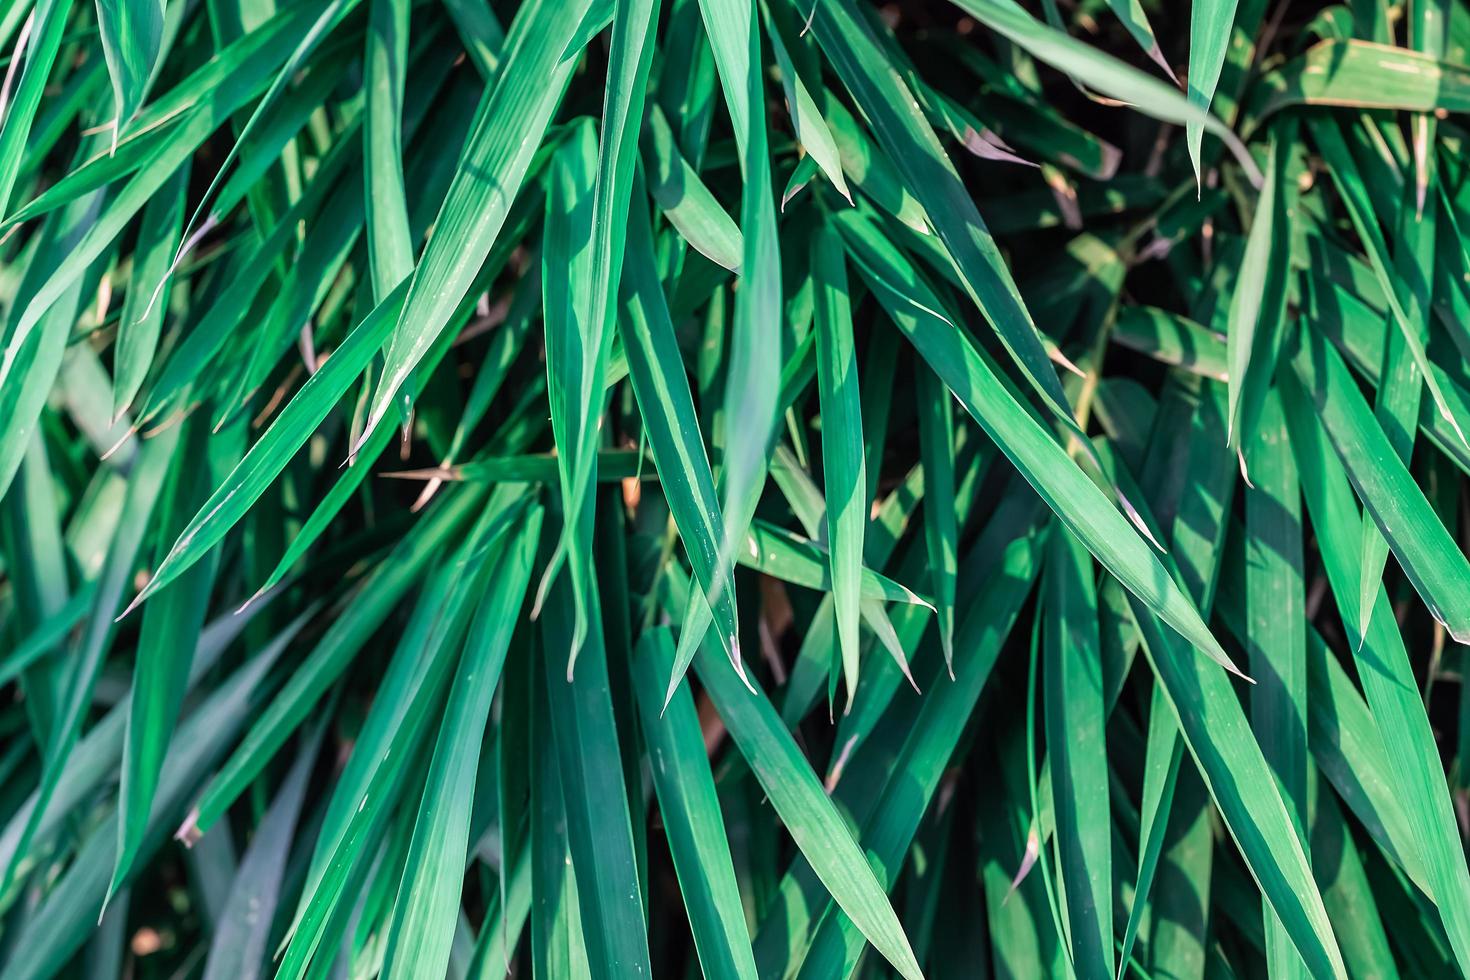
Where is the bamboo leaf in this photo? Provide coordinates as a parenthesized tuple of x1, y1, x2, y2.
(380, 506, 541, 980)
(95, 0, 166, 136)
(811, 222, 865, 703)
(1185, 0, 1239, 180)
(1042, 527, 1113, 980)
(356, 0, 595, 448)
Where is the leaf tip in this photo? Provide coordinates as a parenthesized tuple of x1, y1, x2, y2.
(174, 809, 202, 847)
(116, 583, 151, 622)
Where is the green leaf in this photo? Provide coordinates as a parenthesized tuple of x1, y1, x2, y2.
(1185, 0, 1239, 180)
(201, 720, 325, 980)
(5, 0, 324, 227)
(629, 629, 759, 980)
(951, 0, 1259, 181)
(1281, 360, 1470, 974)
(1115, 682, 1183, 978)
(808, 0, 1082, 439)
(0, 631, 292, 980)
(1125, 591, 1347, 980)
(276, 495, 524, 978)
(108, 420, 234, 904)
(182, 486, 488, 837)
(820, 92, 928, 234)
(529, 653, 592, 980)
(811, 221, 865, 704)
(761, 1, 850, 203)
(1225, 122, 1294, 449)
(1308, 114, 1469, 453)
(679, 568, 925, 980)
(95, 0, 166, 136)
(6, 4, 1470, 974)
(618, 174, 739, 692)
(121, 279, 412, 613)
(541, 551, 654, 977)
(0, 172, 103, 501)
(111, 158, 187, 419)
(356, 0, 596, 447)
(915, 363, 958, 671)
(380, 505, 541, 980)
(833, 205, 1239, 677)
(694, 0, 784, 679)
(1104, 0, 1175, 78)
(0, 421, 181, 894)
(0, 0, 75, 219)
(769, 484, 1047, 978)
(1355, 180, 1432, 648)
(1111, 305, 1228, 381)
(642, 104, 742, 273)
(1243, 390, 1310, 977)
(1287, 322, 1470, 643)
(1252, 38, 1470, 122)
(740, 518, 929, 605)
(1042, 526, 1113, 980)
(537, 116, 602, 656)
(538, 0, 662, 671)
(363, 0, 413, 300)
